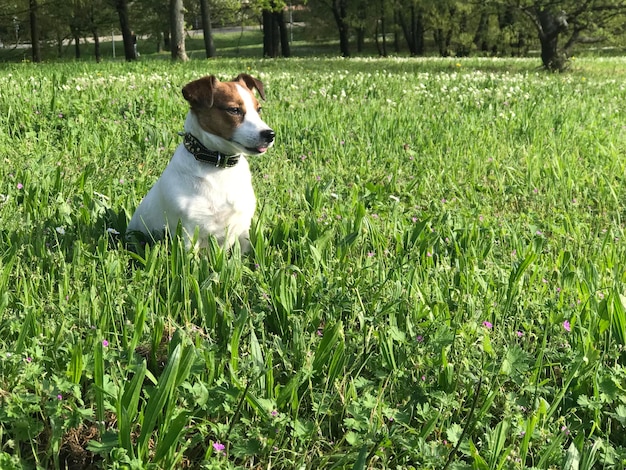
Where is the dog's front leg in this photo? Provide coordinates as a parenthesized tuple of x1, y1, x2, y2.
(238, 231, 251, 254)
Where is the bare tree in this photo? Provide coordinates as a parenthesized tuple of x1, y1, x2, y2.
(170, 0, 188, 60)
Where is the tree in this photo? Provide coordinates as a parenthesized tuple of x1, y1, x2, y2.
(87, 0, 117, 62)
(29, 0, 41, 62)
(70, 0, 90, 59)
(397, 0, 425, 56)
(113, 0, 137, 60)
(199, 0, 215, 58)
(262, 7, 279, 57)
(131, 0, 170, 53)
(334, 0, 350, 56)
(261, 1, 290, 57)
(169, 0, 188, 60)
(374, 0, 388, 56)
(429, 0, 459, 57)
(307, 0, 351, 56)
(507, 0, 626, 70)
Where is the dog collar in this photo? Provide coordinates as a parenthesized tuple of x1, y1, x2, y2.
(181, 132, 240, 168)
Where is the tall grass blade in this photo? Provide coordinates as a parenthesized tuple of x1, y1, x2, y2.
(312, 321, 343, 378)
(120, 360, 147, 422)
(153, 411, 189, 463)
(14, 310, 35, 354)
(488, 420, 511, 469)
(138, 343, 182, 459)
(504, 250, 537, 313)
(610, 291, 626, 346)
(352, 445, 368, 470)
(93, 339, 106, 435)
(68, 341, 83, 384)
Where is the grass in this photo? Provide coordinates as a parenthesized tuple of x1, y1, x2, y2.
(0, 56, 626, 469)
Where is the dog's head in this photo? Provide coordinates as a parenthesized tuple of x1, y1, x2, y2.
(182, 74, 275, 156)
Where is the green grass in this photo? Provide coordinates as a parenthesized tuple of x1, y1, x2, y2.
(1, 56, 626, 469)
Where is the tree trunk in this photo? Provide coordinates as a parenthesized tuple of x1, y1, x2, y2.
(115, 0, 136, 61)
(29, 0, 41, 62)
(393, 10, 400, 53)
(262, 9, 278, 57)
(199, 0, 215, 58)
(74, 34, 81, 59)
(434, 29, 446, 56)
(93, 29, 101, 62)
(379, 0, 387, 57)
(276, 10, 290, 57)
(263, 3, 289, 58)
(375, 21, 381, 55)
(539, 34, 558, 69)
(356, 28, 364, 52)
(399, 6, 424, 56)
(170, 0, 188, 60)
(89, 5, 101, 63)
(356, 7, 366, 53)
(331, 0, 350, 57)
(414, 7, 424, 55)
(56, 31, 63, 57)
(473, 11, 489, 52)
(457, 12, 470, 56)
(537, 9, 568, 70)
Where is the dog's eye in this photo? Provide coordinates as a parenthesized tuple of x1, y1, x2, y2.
(257, 107, 263, 114)
(226, 107, 243, 116)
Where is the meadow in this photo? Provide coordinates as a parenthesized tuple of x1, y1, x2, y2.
(0, 55, 625, 469)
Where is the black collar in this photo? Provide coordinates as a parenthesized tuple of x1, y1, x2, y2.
(181, 132, 240, 168)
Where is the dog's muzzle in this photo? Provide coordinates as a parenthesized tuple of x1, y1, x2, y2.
(248, 129, 275, 154)
(261, 129, 276, 145)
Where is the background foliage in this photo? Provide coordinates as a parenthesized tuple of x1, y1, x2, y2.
(1, 0, 626, 65)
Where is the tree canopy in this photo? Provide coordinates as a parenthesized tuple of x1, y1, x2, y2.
(1, 0, 625, 69)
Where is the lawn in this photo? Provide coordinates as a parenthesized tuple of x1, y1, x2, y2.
(0, 56, 625, 469)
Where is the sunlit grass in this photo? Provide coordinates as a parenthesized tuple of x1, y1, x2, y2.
(0, 56, 625, 469)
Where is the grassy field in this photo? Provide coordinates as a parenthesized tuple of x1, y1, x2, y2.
(0, 56, 625, 469)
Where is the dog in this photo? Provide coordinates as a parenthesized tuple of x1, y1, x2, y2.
(126, 73, 275, 252)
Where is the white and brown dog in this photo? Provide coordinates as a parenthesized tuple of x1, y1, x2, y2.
(127, 74, 275, 251)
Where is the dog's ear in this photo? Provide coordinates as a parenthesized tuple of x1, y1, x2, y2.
(182, 75, 218, 108)
(234, 74, 266, 101)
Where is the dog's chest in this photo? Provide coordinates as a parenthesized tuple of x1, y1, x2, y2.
(173, 156, 255, 225)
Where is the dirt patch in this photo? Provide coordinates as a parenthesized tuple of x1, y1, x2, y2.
(59, 423, 102, 470)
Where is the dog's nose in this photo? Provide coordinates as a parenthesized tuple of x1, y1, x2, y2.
(261, 129, 275, 143)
